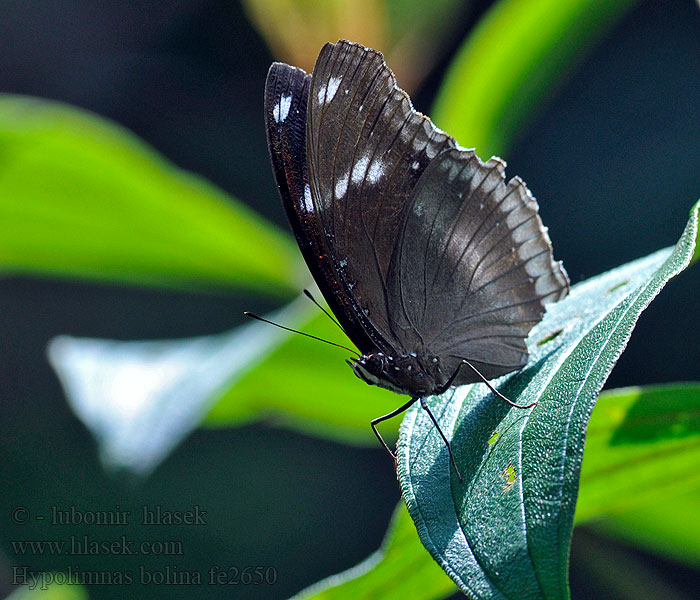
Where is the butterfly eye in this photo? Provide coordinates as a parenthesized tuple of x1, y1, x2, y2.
(364, 354, 384, 374)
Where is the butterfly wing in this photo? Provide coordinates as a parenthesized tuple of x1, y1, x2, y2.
(265, 61, 382, 354)
(269, 39, 568, 384)
(388, 148, 569, 382)
(305, 40, 458, 353)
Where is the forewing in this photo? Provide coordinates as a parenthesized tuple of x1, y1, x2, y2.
(306, 40, 456, 352)
(389, 148, 569, 381)
(265, 61, 376, 353)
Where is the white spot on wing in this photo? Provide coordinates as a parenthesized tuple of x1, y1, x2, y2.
(367, 160, 384, 184)
(351, 154, 384, 185)
(351, 154, 370, 184)
(303, 184, 313, 212)
(273, 94, 292, 123)
(319, 76, 341, 104)
(316, 83, 327, 104)
(335, 171, 349, 199)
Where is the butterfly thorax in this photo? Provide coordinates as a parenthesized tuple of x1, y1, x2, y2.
(349, 351, 445, 397)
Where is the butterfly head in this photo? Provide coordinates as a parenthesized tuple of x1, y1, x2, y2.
(347, 352, 439, 397)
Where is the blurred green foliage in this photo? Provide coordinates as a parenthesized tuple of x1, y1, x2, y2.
(0, 95, 301, 295)
(432, 0, 638, 157)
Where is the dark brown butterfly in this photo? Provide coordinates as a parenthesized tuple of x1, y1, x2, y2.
(262, 40, 569, 476)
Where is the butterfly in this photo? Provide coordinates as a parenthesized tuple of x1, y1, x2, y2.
(262, 39, 569, 476)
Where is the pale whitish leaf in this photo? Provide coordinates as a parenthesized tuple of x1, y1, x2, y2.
(47, 298, 312, 474)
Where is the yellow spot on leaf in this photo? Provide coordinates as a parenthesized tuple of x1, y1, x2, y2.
(501, 463, 517, 492)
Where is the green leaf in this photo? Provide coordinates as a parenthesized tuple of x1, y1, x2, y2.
(292, 503, 456, 600)
(48, 296, 404, 475)
(432, 0, 639, 157)
(47, 299, 320, 473)
(6, 576, 89, 600)
(594, 487, 700, 568)
(577, 383, 700, 521)
(582, 382, 700, 567)
(0, 94, 301, 295)
(291, 381, 700, 600)
(398, 201, 699, 599)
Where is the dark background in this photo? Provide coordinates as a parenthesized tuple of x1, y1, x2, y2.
(0, 1, 699, 598)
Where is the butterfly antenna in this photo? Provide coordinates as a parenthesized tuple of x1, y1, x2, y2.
(243, 312, 361, 357)
(303, 289, 348, 335)
(449, 358, 536, 409)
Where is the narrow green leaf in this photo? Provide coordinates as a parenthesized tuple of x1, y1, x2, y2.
(292, 503, 456, 600)
(47, 299, 329, 474)
(0, 94, 301, 294)
(432, 0, 639, 157)
(583, 384, 700, 567)
(48, 295, 404, 474)
(398, 202, 698, 599)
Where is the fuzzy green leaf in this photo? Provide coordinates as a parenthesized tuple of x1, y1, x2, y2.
(398, 202, 698, 599)
(291, 380, 700, 600)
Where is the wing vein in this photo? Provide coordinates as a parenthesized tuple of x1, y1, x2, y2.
(430, 159, 502, 288)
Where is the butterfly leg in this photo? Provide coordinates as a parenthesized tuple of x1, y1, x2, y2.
(441, 359, 537, 409)
(418, 398, 463, 483)
(370, 397, 419, 462)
